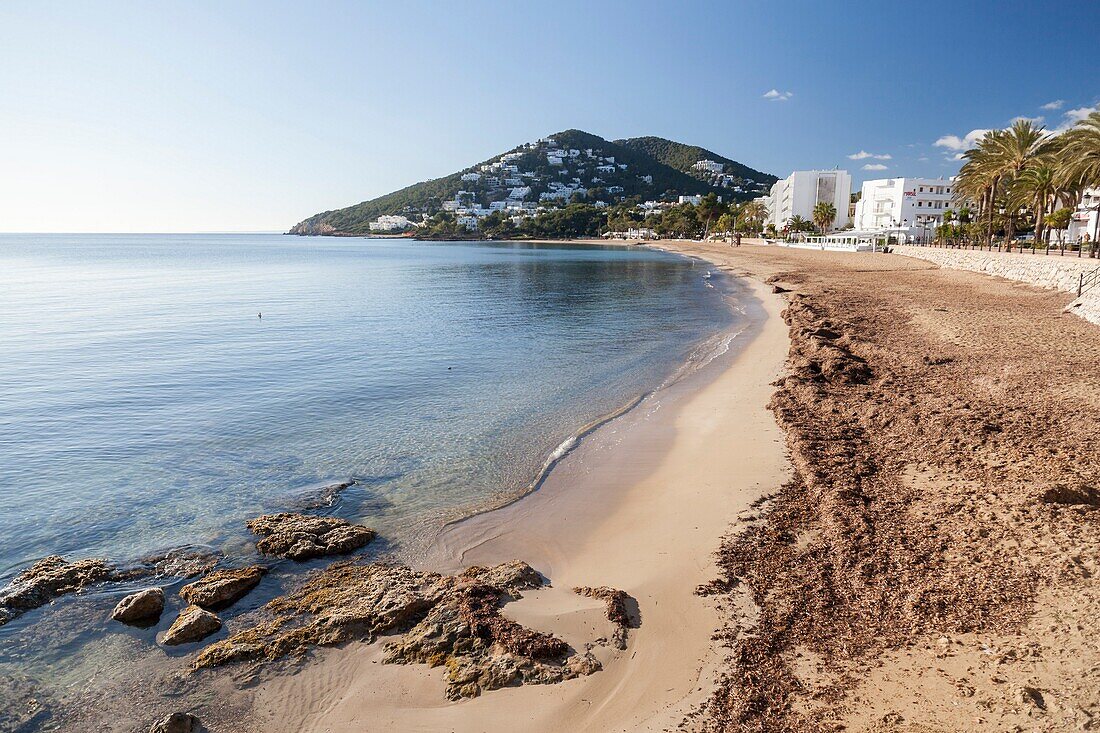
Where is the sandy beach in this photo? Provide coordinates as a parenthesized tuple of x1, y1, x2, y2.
(232, 271, 792, 733)
(80, 238, 1100, 733)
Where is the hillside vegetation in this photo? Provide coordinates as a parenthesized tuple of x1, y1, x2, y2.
(290, 129, 774, 236)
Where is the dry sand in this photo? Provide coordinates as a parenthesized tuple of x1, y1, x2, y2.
(237, 275, 792, 733)
(655, 241, 1100, 732)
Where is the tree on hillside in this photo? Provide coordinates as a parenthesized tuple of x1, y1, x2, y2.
(812, 201, 837, 234)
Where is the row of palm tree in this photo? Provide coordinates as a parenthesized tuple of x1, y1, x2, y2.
(953, 110, 1100, 248)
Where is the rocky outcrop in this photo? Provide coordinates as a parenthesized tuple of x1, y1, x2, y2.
(179, 567, 266, 609)
(573, 586, 634, 650)
(246, 513, 375, 561)
(111, 588, 165, 624)
(0, 556, 114, 627)
(149, 712, 203, 733)
(163, 606, 223, 646)
(193, 560, 601, 699)
(115, 547, 220, 581)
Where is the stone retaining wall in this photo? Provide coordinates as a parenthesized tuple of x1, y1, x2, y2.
(892, 245, 1100, 326)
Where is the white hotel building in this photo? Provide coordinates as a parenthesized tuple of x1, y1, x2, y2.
(763, 170, 852, 231)
(1068, 188, 1100, 244)
(853, 177, 957, 240)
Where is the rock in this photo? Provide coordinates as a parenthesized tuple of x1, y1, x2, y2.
(461, 560, 543, 590)
(246, 513, 375, 560)
(179, 566, 266, 609)
(573, 586, 634, 649)
(115, 547, 220, 581)
(0, 555, 114, 627)
(194, 560, 599, 700)
(283, 480, 356, 511)
(111, 588, 165, 624)
(162, 605, 222, 646)
(0, 673, 52, 732)
(149, 711, 202, 733)
(1020, 685, 1047, 710)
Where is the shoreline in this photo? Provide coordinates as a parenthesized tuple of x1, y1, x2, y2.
(237, 265, 791, 731)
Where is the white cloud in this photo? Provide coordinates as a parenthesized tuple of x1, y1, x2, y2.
(862, 163, 888, 171)
(917, 156, 930, 162)
(1011, 115, 1044, 125)
(933, 129, 990, 151)
(848, 150, 892, 160)
(1052, 104, 1099, 133)
(1041, 100, 1065, 111)
(763, 88, 793, 102)
(1064, 105, 1097, 123)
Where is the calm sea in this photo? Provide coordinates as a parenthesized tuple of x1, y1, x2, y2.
(0, 234, 742, 579)
(0, 233, 752, 728)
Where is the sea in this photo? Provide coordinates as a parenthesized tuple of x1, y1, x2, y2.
(0, 233, 749, 729)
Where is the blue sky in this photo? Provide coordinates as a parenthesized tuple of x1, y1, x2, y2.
(1, 0, 1097, 232)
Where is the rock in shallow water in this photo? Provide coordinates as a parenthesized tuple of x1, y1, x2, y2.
(149, 711, 202, 733)
(179, 566, 266, 609)
(111, 588, 165, 624)
(246, 513, 375, 560)
(0, 555, 114, 627)
(163, 605, 223, 646)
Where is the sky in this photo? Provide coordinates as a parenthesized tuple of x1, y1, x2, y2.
(1, 0, 1098, 233)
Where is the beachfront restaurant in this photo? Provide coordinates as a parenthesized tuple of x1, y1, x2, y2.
(783, 230, 889, 252)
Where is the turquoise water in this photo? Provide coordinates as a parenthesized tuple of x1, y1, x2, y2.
(0, 234, 741, 580)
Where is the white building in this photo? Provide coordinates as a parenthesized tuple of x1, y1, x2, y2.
(460, 172, 481, 182)
(1068, 188, 1100, 243)
(692, 159, 725, 174)
(457, 215, 479, 231)
(678, 195, 703, 206)
(765, 170, 852, 231)
(853, 177, 956, 239)
(369, 215, 413, 232)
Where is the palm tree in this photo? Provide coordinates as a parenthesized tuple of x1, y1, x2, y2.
(956, 133, 1004, 245)
(739, 200, 767, 233)
(812, 201, 837, 234)
(1009, 162, 1058, 247)
(787, 215, 812, 234)
(1057, 110, 1100, 247)
(1058, 110, 1100, 189)
(957, 121, 1052, 247)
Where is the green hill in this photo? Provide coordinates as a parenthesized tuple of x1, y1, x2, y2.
(289, 129, 774, 236)
(614, 136, 777, 189)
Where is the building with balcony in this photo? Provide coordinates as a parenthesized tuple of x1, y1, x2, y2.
(765, 170, 852, 231)
(853, 177, 957, 240)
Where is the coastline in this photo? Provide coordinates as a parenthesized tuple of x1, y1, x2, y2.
(237, 267, 791, 731)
